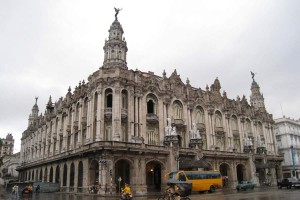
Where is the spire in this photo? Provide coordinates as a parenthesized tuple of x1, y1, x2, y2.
(28, 97, 39, 127)
(250, 72, 265, 110)
(102, 8, 128, 69)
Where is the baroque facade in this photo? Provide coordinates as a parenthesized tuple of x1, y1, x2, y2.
(18, 13, 283, 194)
(0, 133, 14, 157)
(275, 117, 300, 179)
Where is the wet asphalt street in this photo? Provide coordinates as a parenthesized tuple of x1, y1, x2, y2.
(1, 187, 300, 200)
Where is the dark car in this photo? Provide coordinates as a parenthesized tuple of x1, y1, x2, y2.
(236, 181, 255, 191)
(278, 178, 300, 189)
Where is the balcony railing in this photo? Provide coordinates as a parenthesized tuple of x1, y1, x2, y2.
(173, 119, 184, 126)
(196, 123, 205, 132)
(146, 113, 159, 124)
(121, 108, 128, 118)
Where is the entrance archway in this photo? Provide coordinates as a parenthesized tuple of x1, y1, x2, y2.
(219, 163, 231, 188)
(89, 160, 99, 185)
(115, 159, 131, 192)
(63, 164, 67, 186)
(146, 161, 162, 192)
(237, 164, 246, 183)
(70, 163, 75, 190)
(78, 161, 83, 189)
(49, 167, 53, 182)
(55, 165, 60, 183)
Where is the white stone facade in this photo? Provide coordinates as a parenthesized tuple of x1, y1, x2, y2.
(275, 117, 300, 179)
(0, 133, 14, 157)
(17, 14, 283, 194)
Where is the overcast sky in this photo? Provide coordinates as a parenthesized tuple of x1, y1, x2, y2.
(1, 0, 299, 153)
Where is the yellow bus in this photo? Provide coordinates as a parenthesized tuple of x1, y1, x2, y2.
(167, 170, 222, 193)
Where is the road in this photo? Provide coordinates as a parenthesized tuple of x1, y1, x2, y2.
(1, 187, 300, 200)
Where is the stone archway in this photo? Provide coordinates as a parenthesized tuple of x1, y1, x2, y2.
(115, 159, 131, 192)
(146, 161, 162, 192)
(49, 167, 53, 182)
(236, 164, 247, 183)
(219, 163, 231, 188)
(55, 165, 60, 183)
(63, 164, 68, 187)
(89, 160, 99, 185)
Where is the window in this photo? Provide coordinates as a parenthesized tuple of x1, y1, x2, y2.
(173, 101, 183, 119)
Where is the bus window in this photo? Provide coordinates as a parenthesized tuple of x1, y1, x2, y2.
(178, 172, 186, 181)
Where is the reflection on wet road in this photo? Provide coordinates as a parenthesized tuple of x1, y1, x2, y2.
(1, 187, 300, 200)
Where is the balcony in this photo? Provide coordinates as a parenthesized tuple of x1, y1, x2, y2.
(59, 129, 63, 136)
(232, 130, 239, 137)
(215, 127, 224, 135)
(73, 121, 79, 131)
(121, 108, 128, 119)
(196, 123, 205, 132)
(173, 119, 184, 126)
(66, 125, 71, 132)
(81, 117, 87, 127)
(146, 113, 159, 124)
(104, 108, 112, 119)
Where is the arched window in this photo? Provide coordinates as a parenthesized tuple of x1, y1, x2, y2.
(195, 107, 205, 124)
(63, 164, 67, 186)
(231, 115, 238, 131)
(105, 89, 113, 108)
(78, 161, 83, 188)
(122, 90, 128, 109)
(70, 163, 75, 187)
(245, 119, 252, 134)
(146, 94, 158, 114)
(215, 111, 222, 127)
(83, 98, 88, 119)
(173, 101, 183, 119)
(75, 103, 80, 122)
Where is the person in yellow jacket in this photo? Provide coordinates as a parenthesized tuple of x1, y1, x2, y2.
(121, 183, 132, 200)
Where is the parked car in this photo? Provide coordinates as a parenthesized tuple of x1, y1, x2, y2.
(236, 181, 255, 191)
(277, 178, 300, 189)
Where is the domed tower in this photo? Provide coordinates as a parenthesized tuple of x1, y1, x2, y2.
(250, 72, 265, 110)
(102, 8, 128, 69)
(28, 97, 39, 127)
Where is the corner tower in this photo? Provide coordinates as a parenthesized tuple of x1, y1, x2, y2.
(250, 72, 265, 110)
(28, 97, 39, 127)
(102, 8, 128, 69)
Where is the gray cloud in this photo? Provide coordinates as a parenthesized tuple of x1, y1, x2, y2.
(1, 0, 299, 152)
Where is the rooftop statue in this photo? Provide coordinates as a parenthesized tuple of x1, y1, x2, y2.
(114, 7, 122, 21)
(250, 71, 256, 81)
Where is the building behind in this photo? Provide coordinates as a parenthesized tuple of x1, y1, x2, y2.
(17, 12, 283, 194)
(275, 117, 300, 179)
(0, 133, 14, 157)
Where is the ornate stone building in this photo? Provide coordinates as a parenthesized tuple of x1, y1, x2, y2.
(0, 133, 14, 157)
(275, 117, 300, 179)
(17, 12, 283, 194)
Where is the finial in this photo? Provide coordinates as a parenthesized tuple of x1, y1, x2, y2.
(186, 78, 190, 85)
(250, 71, 256, 81)
(35, 96, 39, 104)
(82, 79, 85, 85)
(114, 7, 122, 21)
(79, 81, 81, 86)
(163, 69, 166, 77)
(68, 86, 71, 92)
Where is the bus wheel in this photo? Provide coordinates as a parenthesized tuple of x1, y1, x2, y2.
(209, 185, 215, 193)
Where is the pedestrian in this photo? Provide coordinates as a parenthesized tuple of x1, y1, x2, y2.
(14, 185, 19, 197)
